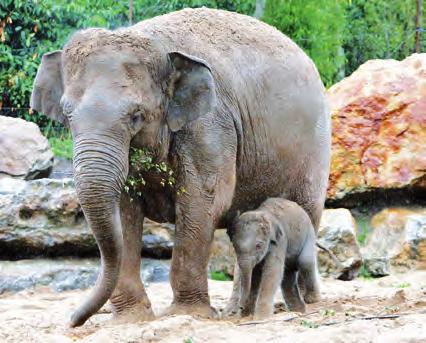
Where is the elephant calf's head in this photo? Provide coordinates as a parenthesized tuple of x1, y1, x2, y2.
(30, 28, 217, 327)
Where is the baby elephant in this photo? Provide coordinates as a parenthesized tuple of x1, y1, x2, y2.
(229, 198, 320, 319)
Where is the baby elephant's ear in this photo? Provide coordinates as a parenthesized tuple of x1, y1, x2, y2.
(31, 50, 67, 125)
(166, 51, 217, 132)
(267, 215, 283, 245)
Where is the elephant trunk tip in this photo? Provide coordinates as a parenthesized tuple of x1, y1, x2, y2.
(69, 309, 89, 328)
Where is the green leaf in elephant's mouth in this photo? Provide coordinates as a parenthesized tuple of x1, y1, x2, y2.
(125, 147, 185, 200)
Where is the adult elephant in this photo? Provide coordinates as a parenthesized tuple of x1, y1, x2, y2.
(31, 8, 331, 327)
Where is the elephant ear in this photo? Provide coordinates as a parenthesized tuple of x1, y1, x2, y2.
(265, 214, 283, 246)
(166, 51, 217, 132)
(30, 50, 67, 125)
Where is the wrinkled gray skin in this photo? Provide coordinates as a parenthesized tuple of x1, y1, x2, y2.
(30, 8, 330, 327)
(228, 198, 320, 319)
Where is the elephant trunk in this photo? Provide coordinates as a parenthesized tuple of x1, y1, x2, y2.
(70, 133, 129, 327)
(238, 258, 253, 314)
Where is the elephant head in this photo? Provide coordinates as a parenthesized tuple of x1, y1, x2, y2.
(231, 211, 281, 313)
(30, 29, 217, 327)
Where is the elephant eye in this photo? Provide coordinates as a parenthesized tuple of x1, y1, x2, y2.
(130, 111, 143, 127)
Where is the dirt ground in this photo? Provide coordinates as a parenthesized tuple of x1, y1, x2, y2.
(0, 271, 425, 343)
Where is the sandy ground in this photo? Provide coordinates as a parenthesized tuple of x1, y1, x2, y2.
(0, 272, 425, 343)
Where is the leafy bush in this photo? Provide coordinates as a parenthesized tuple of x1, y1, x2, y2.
(343, 0, 419, 76)
(0, 0, 62, 123)
(209, 270, 232, 281)
(263, 0, 346, 87)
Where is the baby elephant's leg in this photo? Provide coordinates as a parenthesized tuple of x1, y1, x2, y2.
(244, 264, 262, 316)
(298, 242, 321, 304)
(253, 253, 284, 320)
(281, 268, 306, 313)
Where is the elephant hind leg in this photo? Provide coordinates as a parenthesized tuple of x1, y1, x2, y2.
(110, 194, 154, 321)
(281, 267, 306, 313)
(298, 241, 321, 304)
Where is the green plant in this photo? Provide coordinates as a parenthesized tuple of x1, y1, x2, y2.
(183, 337, 194, 343)
(384, 305, 399, 313)
(48, 135, 73, 160)
(320, 308, 336, 317)
(358, 264, 373, 280)
(263, 0, 346, 86)
(392, 282, 411, 288)
(209, 270, 232, 281)
(125, 147, 185, 198)
(356, 216, 370, 246)
(300, 319, 319, 328)
(343, 0, 421, 76)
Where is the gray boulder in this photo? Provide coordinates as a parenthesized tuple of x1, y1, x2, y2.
(317, 208, 363, 280)
(362, 208, 426, 276)
(0, 178, 174, 259)
(0, 258, 170, 294)
(0, 116, 53, 180)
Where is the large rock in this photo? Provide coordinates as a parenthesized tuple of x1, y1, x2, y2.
(327, 54, 426, 201)
(317, 209, 363, 280)
(362, 208, 426, 276)
(0, 178, 93, 258)
(209, 230, 236, 278)
(0, 258, 170, 294)
(0, 116, 53, 180)
(0, 178, 174, 259)
(142, 219, 174, 259)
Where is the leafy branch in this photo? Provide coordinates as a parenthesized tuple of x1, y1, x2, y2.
(124, 147, 185, 199)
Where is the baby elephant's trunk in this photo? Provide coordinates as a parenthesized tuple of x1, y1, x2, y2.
(238, 259, 253, 313)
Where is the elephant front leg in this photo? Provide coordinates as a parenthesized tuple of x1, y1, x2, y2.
(222, 262, 241, 318)
(166, 173, 224, 318)
(167, 204, 217, 317)
(109, 193, 154, 321)
(253, 253, 284, 320)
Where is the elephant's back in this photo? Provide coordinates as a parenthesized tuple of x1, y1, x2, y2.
(133, 8, 308, 69)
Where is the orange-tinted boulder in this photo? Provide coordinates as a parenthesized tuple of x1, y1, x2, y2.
(327, 54, 426, 200)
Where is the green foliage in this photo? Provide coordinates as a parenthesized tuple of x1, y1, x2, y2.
(343, 0, 419, 76)
(48, 133, 73, 160)
(300, 319, 319, 329)
(358, 264, 373, 280)
(320, 308, 336, 317)
(263, 0, 346, 87)
(125, 147, 185, 198)
(136, 0, 255, 19)
(209, 270, 232, 281)
(183, 338, 194, 343)
(0, 0, 62, 124)
(392, 282, 411, 288)
(356, 216, 370, 246)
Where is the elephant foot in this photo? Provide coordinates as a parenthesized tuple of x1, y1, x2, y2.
(110, 284, 155, 322)
(252, 311, 273, 321)
(163, 302, 219, 319)
(303, 290, 320, 304)
(221, 300, 241, 319)
(286, 300, 306, 313)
